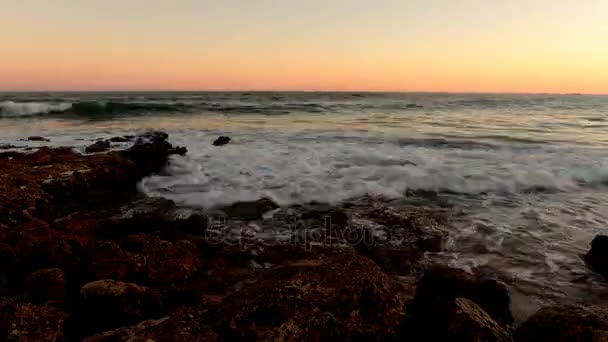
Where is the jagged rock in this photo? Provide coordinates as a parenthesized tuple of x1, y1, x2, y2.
(584, 235, 608, 279)
(79, 279, 162, 334)
(85, 140, 111, 153)
(83, 306, 218, 342)
(26, 136, 49, 142)
(212, 136, 231, 146)
(24, 268, 67, 303)
(108, 135, 134, 143)
(0, 303, 68, 342)
(440, 298, 513, 341)
(220, 197, 279, 220)
(409, 265, 512, 327)
(86, 240, 145, 282)
(217, 254, 403, 340)
(515, 305, 608, 342)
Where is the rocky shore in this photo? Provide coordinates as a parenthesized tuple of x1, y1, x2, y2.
(1, 132, 607, 341)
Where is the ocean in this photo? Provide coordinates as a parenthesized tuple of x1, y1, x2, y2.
(2, 91, 608, 317)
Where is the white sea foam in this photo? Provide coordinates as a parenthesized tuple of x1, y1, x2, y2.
(139, 129, 608, 208)
(0, 101, 71, 117)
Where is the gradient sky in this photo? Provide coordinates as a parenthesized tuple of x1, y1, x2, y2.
(2, 0, 608, 93)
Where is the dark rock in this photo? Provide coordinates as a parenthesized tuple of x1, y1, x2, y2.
(217, 254, 403, 340)
(0, 303, 68, 342)
(0, 144, 17, 149)
(83, 306, 218, 342)
(212, 136, 231, 146)
(515, 305, 608, 342)
(79, 279, 162, 334)
(126, 131, 187, 178)
(26, 136, 50, 142)
(85, 140, 111, 153)
(410, 265, 513, 327)
(24, 268, 67, 303)
(584, 235, 608, 279)
(0, 243, 17, 294)
(420, 297, 513, 341)
(108, 135, 134, 143)
(220, 197, 279, 220)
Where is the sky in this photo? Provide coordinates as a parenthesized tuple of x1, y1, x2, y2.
(2, 0, 608, 93)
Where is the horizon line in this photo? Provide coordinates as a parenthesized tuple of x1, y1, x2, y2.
(1, 89, 606, 96)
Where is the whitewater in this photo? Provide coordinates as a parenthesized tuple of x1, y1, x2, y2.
(2, 91, 608, 316)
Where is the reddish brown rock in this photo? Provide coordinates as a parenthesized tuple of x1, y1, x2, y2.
(442, 298, 513, 341)
(79, 279, 162, 334)
(24, 268, 67, 303)
(217, 254, 403, 340)
(83, 306, 218, 342)
(0, 303, 68, 342)
(122, 234, 204, 285)
(12, 219, 75, 273)
(86, 240, 145, 282)
(515, 305, 608, 342)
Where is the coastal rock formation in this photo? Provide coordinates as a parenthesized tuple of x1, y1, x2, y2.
(515, 305, 608, 341)
(26, 136, 50, 142)
(584, 235, 608, 279)
(83, 306, 219, 342)
(215, 254, 404, 340)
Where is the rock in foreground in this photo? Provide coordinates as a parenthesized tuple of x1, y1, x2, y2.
(584, 235, 608, 279)
(515, 305, 608, 342)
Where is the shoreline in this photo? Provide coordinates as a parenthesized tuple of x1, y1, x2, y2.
(1, 132, 607, 341)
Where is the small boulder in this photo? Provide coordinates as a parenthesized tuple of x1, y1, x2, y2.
(212, 136, 231, 146)
(515, 305, 608, 342)
(24, 268, 67, 303)
(79, 279, 162, 333)
(220, 197, 279, 220)
(0, 303, 68, 342)
(85, 140, 111, 153)
(584, 235, 608, 279)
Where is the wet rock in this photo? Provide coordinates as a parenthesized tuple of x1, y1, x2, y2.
(0, 303, 68, 342)
(217, 254, 403, 340)
(0, 144, 17, 149)
(85, 140, 111, 153)
(515, 304, 608, 342)
(26, 136, 50, 142)
(301, 207, 349, 230)
(410, 265, 513, 327)
(220, 197, 279, 220)
(584, 235, 608, 279)
(212, 136, 231, 146)
(126, 131, 187, 178)
(24, 268, 67, 303)
(79, 279, 162, 333)
(83, 306, 218, 342)
(108, 135, 134, 143)
(418, 297, 513, 341)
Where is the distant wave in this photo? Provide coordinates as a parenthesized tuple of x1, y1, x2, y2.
(0, 99, 425, 118)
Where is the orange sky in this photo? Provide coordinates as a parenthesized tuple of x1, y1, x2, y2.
(2, 0, 608, 93)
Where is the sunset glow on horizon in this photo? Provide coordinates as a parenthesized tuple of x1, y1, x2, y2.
(3, 0, 608, 94)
